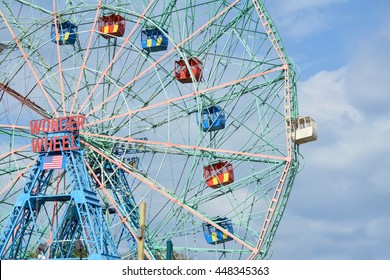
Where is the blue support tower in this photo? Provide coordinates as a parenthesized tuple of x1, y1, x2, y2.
(0, 117, 120, 259)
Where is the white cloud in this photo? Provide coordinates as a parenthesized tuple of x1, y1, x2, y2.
(296, 18, 390, 178)
(266, 0, 390, 260)
(272, 8, 390, 260)
(299, 67, 362, 123)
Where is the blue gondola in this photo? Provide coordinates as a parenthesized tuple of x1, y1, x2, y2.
(51, 21, 78, 45)
(141, 28, 168, 52)
(203, 217, 234, 244)
(199, 105, 226, 132)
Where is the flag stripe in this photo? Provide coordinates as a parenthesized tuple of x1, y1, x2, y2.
(43, 155, 64, 170)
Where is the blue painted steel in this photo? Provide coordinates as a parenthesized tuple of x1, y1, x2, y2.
(0, 159, 48, 259)
(0, 131, 120, 260)
(202, 217, 234, 245)
(199, 106, 226, 132)
(141, 28, 168, 52)
(51, 21, 78, 45)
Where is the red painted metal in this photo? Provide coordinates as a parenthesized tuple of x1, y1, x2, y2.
(174, 58, 203, 83)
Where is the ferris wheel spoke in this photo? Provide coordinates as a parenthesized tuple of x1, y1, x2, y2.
(0, 143, 31, 157)
(82, 0, 240, 119)
(88, 50, 162, 124)
(157, 0, 177, 27)
(0, 10, 60, 118)
(69, 0, 103, 115)
(12, 0, 53, 15)
(0, 147, 34, 184)
(85, 66, 285, 130)
(83, 140, 257, 254)
(216, 102, 286, 156)
(76, 0, 157, 116)
(84, 158, 157, 260)
(0, 30, 62, 117)
(0, 124, 30, 134)
(195, 5, 253, 59)
(186, 161, 285, 205)
(82, 132, 288, 164)
(0, 83, 51, 118)
(0, 159, 35, 198)
(51, 0, 67, 116)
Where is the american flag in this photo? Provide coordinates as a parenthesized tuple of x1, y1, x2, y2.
(42, 155, 64, 170)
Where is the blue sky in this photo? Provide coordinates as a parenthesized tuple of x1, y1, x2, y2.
(265, 0, 390, 259)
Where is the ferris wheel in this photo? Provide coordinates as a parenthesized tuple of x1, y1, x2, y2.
(0, 0, 317, 260)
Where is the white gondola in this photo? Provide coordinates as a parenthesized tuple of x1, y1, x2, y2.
(292, 116, 318, 144)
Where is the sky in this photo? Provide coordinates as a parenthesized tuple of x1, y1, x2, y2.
(265, 0, 390, 259)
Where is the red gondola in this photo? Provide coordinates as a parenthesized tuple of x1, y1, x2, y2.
(174, 57, 203, 83)
(98, 14, 125, 38)
(203, 161, 234, 189)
